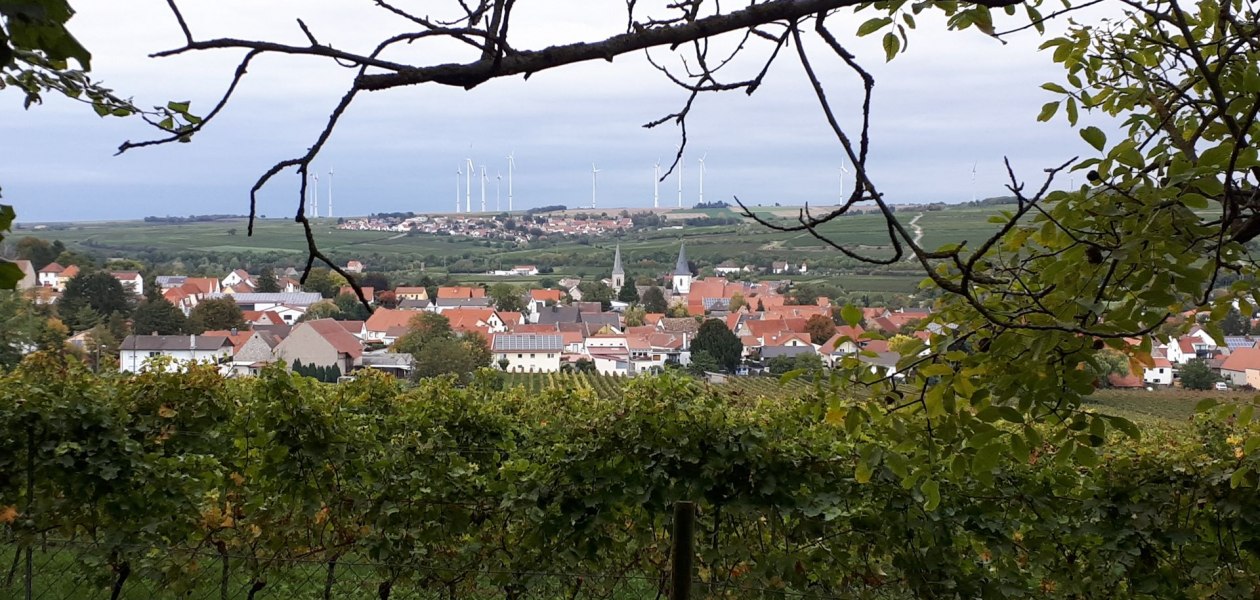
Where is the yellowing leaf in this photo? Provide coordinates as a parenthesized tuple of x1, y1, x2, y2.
(0, 505, 18, 524)
(158, 405, 177, 419)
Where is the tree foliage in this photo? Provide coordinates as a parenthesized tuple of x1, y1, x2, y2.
(488, 283, 524, 312)
(187, 297, 246, 333)
(804, 314, 836, 345)
(641, 286, 668, 313)
(1180, 359, 1219, 391)
(255, 267, 280, 293)
(690, 319, 742, 373)
(59, 271, 130, 330)
(131, 298, 187, 336)
(617, 280, 639, 304)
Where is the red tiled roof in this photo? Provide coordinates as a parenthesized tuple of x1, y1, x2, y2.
(529, 289, 563, 303)
(365, 308, 416, 333)
(437, 286, 485, 299)
(39, 262, 64, 274)
(1221, 347, 1260, 372)
(304, 319, 363, 359)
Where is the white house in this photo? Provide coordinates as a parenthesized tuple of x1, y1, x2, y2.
(493, 333, 563, 373)
(112, 271, 144, 296)
(221, 269, 255, 290)
(1142, 356, 1175, 386)
(37, 262, 63, 288)
(119, 335, 233, 373)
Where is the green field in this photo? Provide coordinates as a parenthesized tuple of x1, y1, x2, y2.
(17, 204, 1008, 295)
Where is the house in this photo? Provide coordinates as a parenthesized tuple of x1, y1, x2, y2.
(444, 307, 507, 335)
(365, 308, 418, 344)
(771, 261, 791, 274)
(394, 286, 430, 301)
(1166, 335, 1216, 365)
(511, 265, 540, 276)
(397, 298, 432, 311)
(358, 352, 415, 378)
(437, 286, 485, 299)
(118, 334, 234, 372)
(37, 262, 63, 288)
(273, 319, 364, 375)
(434, 297, 493, 311)
(205, 330, 281, 377)
(1219, 347, 1260, 388)
(214, 292, 324, 323)
(221, 269, 255, 291)
(345, 260, 365, 273)
(492, 333, 563, 373)
(1143, 356, 1174, 386)
(112, 271, 144, 296)
(713, 261, 743, 276)
(155, 275, 187, 291)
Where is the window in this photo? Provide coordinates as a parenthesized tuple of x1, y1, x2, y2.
(148, 351, 161, 357)
(517, 353, 522, 358)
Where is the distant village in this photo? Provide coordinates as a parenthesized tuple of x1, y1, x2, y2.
(5, 239, 1252, 389)
(337, 212, 636, 242)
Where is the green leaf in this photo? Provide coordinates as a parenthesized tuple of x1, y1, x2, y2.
(1106, 415, 1141, 440)
(0, 204, 14, 231)
(841, 304, 862, 327)
(921, 479, 941, 511)
(1041, 82, 1069, 94)
(1230, 466, 1250, 489)
(857, 17, 892, 37)
(0, 261, 21, 289)
(854, 459, 873, 484)
(973, 443, 1001, 474)
(167, 100, 191, 113)
(1080, 126, 1106, 151)
(1037, 101, 1060, 122)
(882, 32, 901, 61)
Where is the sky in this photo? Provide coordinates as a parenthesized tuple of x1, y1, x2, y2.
(0, 1, 1116, 222)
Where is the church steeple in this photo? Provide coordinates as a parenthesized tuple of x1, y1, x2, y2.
(611, 244, 625, 289)
(672, 241, 692, 295)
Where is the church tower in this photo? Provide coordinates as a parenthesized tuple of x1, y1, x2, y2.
(611, 244, 626, 290)
(672, 241, 692, 295)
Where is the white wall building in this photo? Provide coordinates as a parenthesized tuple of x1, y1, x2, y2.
(493, 333, 563, 373)
(119, 335, 233, 373)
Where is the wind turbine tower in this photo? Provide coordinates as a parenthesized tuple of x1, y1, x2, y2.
(506, 152, 515, 212)
(698, 154, 706, 205)
(971, 161, 978, 203)
(480, 165, 487, 212)
(496, 171, 502, 211)
(311, 173, 320, 218)
(591, 163, 600, 209)
(455, 167, 462, 213)
(465, 158, 473, 213)
(327, 169, 334, 218)
(653, 160, 660, 209)
(677, 153, 684, 208)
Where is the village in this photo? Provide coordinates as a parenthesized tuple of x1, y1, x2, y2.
(5, 240, 1252, 390)
(336, 212, 637, 243)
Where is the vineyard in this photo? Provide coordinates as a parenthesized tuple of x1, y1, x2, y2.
(2, 355, 1260, 599)
(501, 370, 817, 401)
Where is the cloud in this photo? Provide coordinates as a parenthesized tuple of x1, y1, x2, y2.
(1, 1, 1117, 221)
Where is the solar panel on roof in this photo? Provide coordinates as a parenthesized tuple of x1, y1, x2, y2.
(493, 334, 563, 351)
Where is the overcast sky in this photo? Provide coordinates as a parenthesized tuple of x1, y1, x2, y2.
(0, 1, 1115, 222)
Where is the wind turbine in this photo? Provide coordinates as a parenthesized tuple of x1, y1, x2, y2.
(496, 171, 502, 211)
(480, 165, 488, 212)
(311, 172, 320, 218)
(653, 160, 660, 209)
(971, 161, 978, 203)
(677, 152, 684, 208)
(327, 168, 334, 218)
(698, 153, 707, 205)
(465, 158, 474, 213)
(591, 163, 600, 209)
(506, 152, 515, 212)
(455, 166, 462, 213)
(839, 158, 849, 201)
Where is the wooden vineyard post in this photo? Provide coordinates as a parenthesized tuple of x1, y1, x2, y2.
(669, 501, 696, 600)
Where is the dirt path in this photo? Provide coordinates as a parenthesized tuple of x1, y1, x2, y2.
(907, 213, 924, 260)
